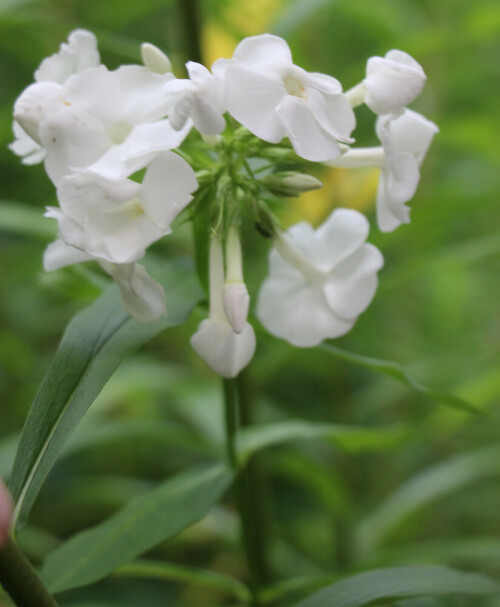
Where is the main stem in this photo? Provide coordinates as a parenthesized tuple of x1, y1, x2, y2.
(0, 536, 59, 607)
(223, 378, 267, 605)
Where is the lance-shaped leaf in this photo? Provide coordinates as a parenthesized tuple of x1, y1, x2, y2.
(292, 566, 499, 607)
(41, 463, 233, 593)
(237, 420, 405, 466)
(354, 444, 500, 556)
(321, 343, 484, 415)
(9, 259, 202, 529)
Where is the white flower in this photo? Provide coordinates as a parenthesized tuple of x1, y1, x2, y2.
(164, 62, 226, 135)
(257, 208, 383, 347)
(10, 29, 100, 165)
(43, 239, 166, 323)
(191, 234, 255, 378)
(376, 109, 438, 232)
(222, 34, 355, 162)
(46, 152, 198, 264)
(14, 64, 189, 184)
(346, 50, 426, 115)
(325, 110, 438, 232)
(35, 29, 100, 84)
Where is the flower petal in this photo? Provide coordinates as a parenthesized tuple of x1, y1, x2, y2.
(324, 243, 383, 319)
(306, 88, 355, 143)
(43, 239, 94, 271)
(190, 318, 256, 378)
(277, 95, 342, 161)
(102, 262, 166, 323)
(224, 64, 286, 143)
(35, 29, 100, 84)
(232, 34, 293, 67)
(140, 151, 198, 230)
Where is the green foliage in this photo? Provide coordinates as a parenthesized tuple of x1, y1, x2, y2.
(9, 259, 202, 529)
(293, 566, 499, 607)
(40, 463, 234, 593)
(1, 0, 500, 605)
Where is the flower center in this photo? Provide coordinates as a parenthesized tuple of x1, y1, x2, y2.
(123, 197, 145, 218)
(108, 122, 132, 145)
(283, 75, 307, 100)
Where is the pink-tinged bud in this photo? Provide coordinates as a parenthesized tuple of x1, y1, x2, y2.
(223, 281, 250, 334)
(0, 480, 13, 550)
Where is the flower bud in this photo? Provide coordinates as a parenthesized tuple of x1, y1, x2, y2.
(0, 480, 13, 550)
(223, 281, 250, 334)
(261, 172, 323, 198)
(141, 42, 172, 75)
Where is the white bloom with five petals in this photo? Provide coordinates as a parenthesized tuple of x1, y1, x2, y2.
(257, 208, 383, 347)
(222, 34, 355, 162)
(346, 50, 426, 116)
(14, 64, 189, 185)
(10, 29, 100, 165)
(46, 151, 198, 264)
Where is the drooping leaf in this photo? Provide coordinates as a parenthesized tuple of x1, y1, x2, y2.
(41, 463, 233, 593)
(292, 566, 499, 607)
(237, 420, 406, 465)
(114, 559, 251, 602)
(321, 343, 484, 415)
(355, 445, 500, 556)
(9, 259, 202, 529)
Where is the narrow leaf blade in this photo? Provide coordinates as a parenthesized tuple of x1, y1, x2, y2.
(9, 259, 202, 529)
(41, 463, 234, 593)
(293, 566, 499, 607)
(321, 343, 484, 415)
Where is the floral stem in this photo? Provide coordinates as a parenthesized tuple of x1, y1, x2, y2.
(223, 378, 267, 604)
(176, 0, 203, 65)
(0, 536, 59, 607)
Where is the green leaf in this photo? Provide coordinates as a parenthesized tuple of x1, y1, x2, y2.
(41, 463, 234, 593)
(9, 259, 202, 529)
(0, 200, 56, 240)
(355, 445, 500, 556)
(321, 343, 484, 415)
(292, 566, 499, 607)
(237, 420, 405, 465)
(0, 433, 18, 479)
(113, 559, 251, 602)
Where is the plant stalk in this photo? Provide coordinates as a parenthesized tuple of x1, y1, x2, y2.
(0, 536, 59, 607)
(223, 377, 268, 605)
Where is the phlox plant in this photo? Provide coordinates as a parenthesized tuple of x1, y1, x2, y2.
(0, 26, 497, 607)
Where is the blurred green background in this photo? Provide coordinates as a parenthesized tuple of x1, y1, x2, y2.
(1, 0, 500, 605)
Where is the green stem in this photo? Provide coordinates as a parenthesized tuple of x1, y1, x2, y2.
(0, 536, 59, 607)
(176, 0, 203, 65)
(223, 377, 267, 605)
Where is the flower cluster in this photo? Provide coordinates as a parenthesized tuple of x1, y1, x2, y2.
(11, 31, 437, 377)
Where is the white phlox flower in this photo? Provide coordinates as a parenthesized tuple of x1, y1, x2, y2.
(45, 151, 198, 264)
(191, 234, 256, 378)
(141, 43, 173, 75)
(375, 109, 438, 232)
(15, 64, 189, 185)
(9, 29, 100, 165)
(326, 109, 438, 232)
(164, 61, 226, 136)
(43, 238, 166, 323)
(222, 34, 355, 162)
(223, 226, 250, 334)
(257, 208, 383, 347)
(346, 50, 426, 116)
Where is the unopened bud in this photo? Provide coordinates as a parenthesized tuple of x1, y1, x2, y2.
(223, 281, 250, 334)
(261, 172, 323, 198)
(0, 480, 13, 550)
(141, 43, 172, 74)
